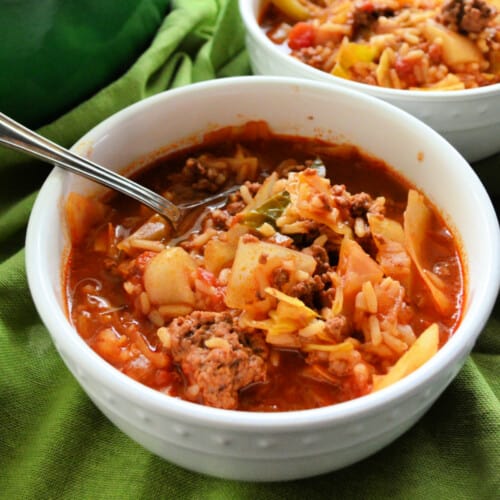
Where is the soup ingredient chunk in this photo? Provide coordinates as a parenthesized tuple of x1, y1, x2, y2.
(160, 311, 268, 409)
(440, 0, 495, 33)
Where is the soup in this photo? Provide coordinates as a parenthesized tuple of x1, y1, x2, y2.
(65, 121, 464, 411)
(260, 0, 500, 90)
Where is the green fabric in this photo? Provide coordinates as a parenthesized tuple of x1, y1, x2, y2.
(0, 0, 171, 128)
(0, 0, 498, 497)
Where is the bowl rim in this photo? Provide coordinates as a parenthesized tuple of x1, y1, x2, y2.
(238, 0, 500, 102)
(26, 76, 500, 431)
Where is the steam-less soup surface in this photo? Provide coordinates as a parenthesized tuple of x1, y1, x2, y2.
(66, 122, 464, 411)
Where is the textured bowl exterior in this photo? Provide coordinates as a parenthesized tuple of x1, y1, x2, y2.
(26, 77, 500, 481)
(240, 0, 500, 162)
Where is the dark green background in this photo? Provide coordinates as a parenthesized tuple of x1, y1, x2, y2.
(0, 0, 170, 127)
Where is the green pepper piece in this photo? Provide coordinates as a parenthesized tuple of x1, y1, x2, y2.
(242, 191, 291, 229)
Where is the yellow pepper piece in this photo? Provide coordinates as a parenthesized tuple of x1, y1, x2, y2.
(332, 64, 351, 79)
(340, 42, 379, 67)
(332, 42, 379, 79)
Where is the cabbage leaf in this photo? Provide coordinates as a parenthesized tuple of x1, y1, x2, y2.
(372, 323, 439, 391)
(404, 189, 453, 315)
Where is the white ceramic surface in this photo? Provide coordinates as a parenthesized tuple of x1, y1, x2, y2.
(26, 76, 500, 481)
(239, 0, 500, 163)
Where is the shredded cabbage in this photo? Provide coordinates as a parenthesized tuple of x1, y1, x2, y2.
(404, 190, 453, 315)
(373, 323, 439, 391)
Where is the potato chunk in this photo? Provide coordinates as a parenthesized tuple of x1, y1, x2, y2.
(423, 21, 484, 68)
(144, 247, 197, 306)
(65, 192, 108, 245)
(225, 239, 316, 312)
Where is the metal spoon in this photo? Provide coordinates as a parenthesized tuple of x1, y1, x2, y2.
(0, 112, 239, 227)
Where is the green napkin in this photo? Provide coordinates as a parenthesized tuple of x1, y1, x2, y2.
(0, 0, 498, 498)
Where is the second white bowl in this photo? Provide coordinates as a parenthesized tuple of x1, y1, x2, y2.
(239, 0, 500, 162)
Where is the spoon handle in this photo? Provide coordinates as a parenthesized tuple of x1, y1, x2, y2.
(0, 112, 181, 224)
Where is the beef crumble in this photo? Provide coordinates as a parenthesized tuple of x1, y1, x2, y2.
(163, 311, 268, 409)
(352, 0, 397, 34)
(440, 0, 496, 33)
(181, 155, 232, 193)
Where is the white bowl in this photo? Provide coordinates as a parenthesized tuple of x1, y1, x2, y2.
(239, 0, 500, 163)
(26, 76, 500, 481)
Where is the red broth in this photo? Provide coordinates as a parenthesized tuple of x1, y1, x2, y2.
(66, 122, 464, 411)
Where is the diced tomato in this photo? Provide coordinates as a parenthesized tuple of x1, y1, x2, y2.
(135, 251, 157, 272)
(196, 268, 226, 311)
(427, 43, 443, 64)
(288, 22, 315, 50)
(154, 369, 173, 388)
(357, 1, 374, 13)
(394, 57, 419, 87)
(119, 251, 157, 286)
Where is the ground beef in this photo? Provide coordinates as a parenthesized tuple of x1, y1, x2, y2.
(164, 311, 268, 409)
(181, 155, 231, 193)
(290, 272, 336, 309)
(349, 192, 373, 217)
(440, 0, 495, 33)
(225, 200, 246, 215)
(330, 185, 356, 216)
(332, 187, 385, 220)
(271, 267, 292, 289)
(352, 2, 395, 33)
(324, 315, 348, 342)
(305, 315, 357, 377)
(287, 245, 338, 308)
(303, 244, 331, 275)
(225, 181, 261, 215)
(206, 208, 232, 230)
(290, 275, 327, 307)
